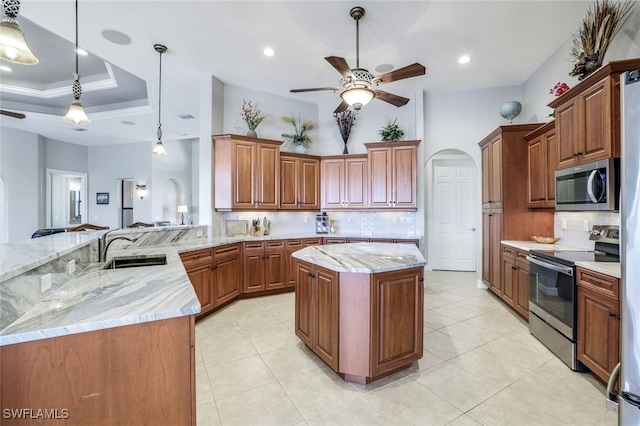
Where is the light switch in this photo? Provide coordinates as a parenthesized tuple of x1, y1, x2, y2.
(68, 260, 76, 274)
(40, 274, 52, 293)
(561, 219, 567, 229)
(583, 220, 590, 231)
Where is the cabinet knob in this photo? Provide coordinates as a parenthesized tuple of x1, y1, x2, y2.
(609, 312, 617, 317)
(211, 265, 218, 270)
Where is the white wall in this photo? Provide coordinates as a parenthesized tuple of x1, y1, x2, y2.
(152, 138, 194, 224)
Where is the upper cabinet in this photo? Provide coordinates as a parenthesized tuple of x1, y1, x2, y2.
(365, 140, 420, 210)
(481, 135, 503, 210)
(549, 59, 640, 170)
(321, 155, 368, 210)
(213, 134, 282, 211)
(280, 153, 321, 211)
(525, 121, 557, 208)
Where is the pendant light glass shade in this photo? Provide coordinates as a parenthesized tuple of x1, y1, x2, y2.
(340, 87, 375, 111)
(152, 44, 168, 155)
(0, 0, 39, 65)
(64, 0, 90, 124)
(152, 140, 167, 155)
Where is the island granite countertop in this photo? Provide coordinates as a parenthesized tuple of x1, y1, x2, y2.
(291, 242, 426, 273)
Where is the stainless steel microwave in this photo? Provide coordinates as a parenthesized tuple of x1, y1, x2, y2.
(555, 158, 620, 211)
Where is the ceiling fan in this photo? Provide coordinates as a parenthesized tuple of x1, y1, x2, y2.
(0, 109, 26, 119)
(290, 6, 426, 113)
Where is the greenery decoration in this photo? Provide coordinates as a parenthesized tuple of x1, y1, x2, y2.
(378, 118, 405, 142)
(569, 0, 634, 80)
(281, 114, 314, 147)
(240, 99, 268, 131)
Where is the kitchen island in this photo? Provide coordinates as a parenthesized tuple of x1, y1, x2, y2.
(292, 242, 426, 384)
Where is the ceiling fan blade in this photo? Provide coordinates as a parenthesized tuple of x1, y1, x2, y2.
(290, 87, 341, 93)
(374, 90, 410, 107)
(373, 63, 426, 85)
(325, 56, 352, 77)
(333, 101, 350, 114)
(0, 109, 26, 119)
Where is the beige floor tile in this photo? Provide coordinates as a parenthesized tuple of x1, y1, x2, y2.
(196, 401, 221, 426)
(595, 409, 619, 426)
(413, 362, 500, 412)
(207, 355, 276, 400)
(439, 321, 506, 346)
(461, 311, 525, 335)
(478, 334, 554, 371)
(279, 366, 361, 419)
(424, 309, 460, 330)
(423, 330, 478, 360)
(243, 324, 299, 353)
(449, 347, 529, 388)
(423, 292, 468, 309)
(505, 372, 611, 424)
(445, 414, 483, 426)
(467, 391, 566, 426)
(365, 377, 463, 425)
(404, 349, 447, 374)
(261, 345, 325, 381)
(348, 368, 411, 394)
(305, 396, 393, 425)
(532, 357, 608, 401)
(196, 350, 215, 406)
(216, 382, 303, 426)
(200, 335, 258, 367)
(196, 320, 246, 348)
(432, 303, 482, 322)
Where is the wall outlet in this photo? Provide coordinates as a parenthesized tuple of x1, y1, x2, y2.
(583, 220, 590, 232)
(303, 216, 309, 224)
(68, 259, 76, 274)
(561, 219, 567, 229)
(197, 230, 203, 237)
(40, 273, 52, 293)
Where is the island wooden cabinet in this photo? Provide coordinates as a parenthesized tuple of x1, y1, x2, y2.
(280, 153, 320, 210)
(577, 267, 620, 384)
(180, 248, 215, 317)
(1, 316, 195, 426)
(525, 121, 557, 208)
(479, 125, 553, 295)
(213, 134, 282, 211)
(365, 141, 419, 210)
(321, 155, 368, 210)
(295, 261, 339, 370)
(285, 238, 322, 287)
(243, 240, 286, 292)
(549, 59, 640, 170)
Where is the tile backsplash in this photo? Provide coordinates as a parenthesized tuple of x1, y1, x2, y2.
(554, 211, 620, 249)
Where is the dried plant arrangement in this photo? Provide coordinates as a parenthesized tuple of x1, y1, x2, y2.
(334, 110, 356, 154)
(569, 0, 634, 80)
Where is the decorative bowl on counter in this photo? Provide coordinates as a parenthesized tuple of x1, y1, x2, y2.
(531, 236, 561, 244)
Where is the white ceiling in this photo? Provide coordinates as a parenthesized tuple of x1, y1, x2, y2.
(0, 0, 593, 147)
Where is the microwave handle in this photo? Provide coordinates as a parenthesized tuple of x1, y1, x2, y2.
(586, 169, 602, 203)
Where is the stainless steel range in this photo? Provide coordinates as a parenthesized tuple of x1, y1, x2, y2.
(526, 225, 620, 370)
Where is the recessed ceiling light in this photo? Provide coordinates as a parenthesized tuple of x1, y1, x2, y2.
(458, 55, 471, 64)
(120, 120, 136, 126)
(102, 29, 132, 46)
(0, 65, 12, 72)
(263, 47, 275, 57)
(375, 63, 394, 73)
(76, 47, 88, 56)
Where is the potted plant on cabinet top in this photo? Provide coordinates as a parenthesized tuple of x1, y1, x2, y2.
(241, 99, 268, 137)
(378, 118, 404, 142)
(282, 113, 314, 153)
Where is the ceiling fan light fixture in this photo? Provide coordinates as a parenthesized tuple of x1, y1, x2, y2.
(340, 87, 375, 111)
(0, 0, 39, 65)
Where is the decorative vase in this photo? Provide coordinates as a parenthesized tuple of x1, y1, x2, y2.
(293, 144, 306, 154)
(342, 140, 349, 154)
(499, 101, 522, 124)
(247, 129, 257, 138)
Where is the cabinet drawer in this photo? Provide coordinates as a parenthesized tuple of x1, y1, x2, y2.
(304, 238, 322, 246)
(266, 239, 285, 250)
(286, 239, 303, 249)
(214, 243, 240, 257)
(324, 238, 346, 244)
(180, 248, 213, 270)
(502, 245, 517, 260)
(577, 268, 619, 300)
(347, 238, 370, 243)
(243, 241, 265, 252)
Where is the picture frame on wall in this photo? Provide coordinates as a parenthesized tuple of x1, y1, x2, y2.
(96, 192, 109, 205)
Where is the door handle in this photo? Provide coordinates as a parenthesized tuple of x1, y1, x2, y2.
(470, 227, 476, 231)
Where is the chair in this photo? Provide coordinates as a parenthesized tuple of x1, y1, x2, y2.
(127, 222, 154, 228)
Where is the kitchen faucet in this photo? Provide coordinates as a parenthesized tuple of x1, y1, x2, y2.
(100, 232, 138, 262)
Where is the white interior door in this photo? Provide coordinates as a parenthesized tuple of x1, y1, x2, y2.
(430, 157, 477, 271)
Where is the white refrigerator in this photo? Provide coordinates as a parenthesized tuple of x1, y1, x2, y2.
(617, 69, 640, 425)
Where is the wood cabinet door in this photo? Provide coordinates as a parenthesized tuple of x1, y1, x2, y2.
(368, 147, 393, 208)
(581, 77, 613, 162)
(489, 212, 502, 296)
(544, 129, 558, 207)
(481, 144, 491, 207)
(265, 251, 286, 290)
(392, 145, 417, 209)
(294, 261, 314, 347)
(321, 158, 345, 209)
(188, 264, 213, 317)
(256, 143, 280, 209)
(482, 211, 491, 286)
(370, 267, 423, 377)
(279, 156, 299, 209)
(285, 240, 303, 287)
(515, 256, 530, 318)
(243, 251, 266, 292)
(344, 157, 368, 208)
(231, 141, 257, 209)
(314, 266, 339, 371)
(489, 137, 502, 208)
(527, 136, 544, 207)
(501, 251, 516, 306)
(555, 98, 581, 169)
(300, 158, 320, 209)
(577, 286, 620, 383)
(213, 254, 241, 307)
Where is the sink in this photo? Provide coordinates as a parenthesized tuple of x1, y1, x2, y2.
(103, 254, 167, 269)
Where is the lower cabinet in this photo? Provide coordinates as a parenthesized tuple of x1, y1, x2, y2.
(499, 244, 530, 319)
(180, 248, 215, 318)
(577, 267, 620, 384)
(243, 240, 287, 292)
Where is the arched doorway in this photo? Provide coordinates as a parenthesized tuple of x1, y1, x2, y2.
(425, 149, 478, 271)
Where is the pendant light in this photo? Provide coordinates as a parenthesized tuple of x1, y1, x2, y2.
(152, 43, 167, 155)
(63, 0, 90, 124)
(0, 0, 39, 65)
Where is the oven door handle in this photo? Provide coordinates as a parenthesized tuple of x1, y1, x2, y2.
(586, 169, 604, 203)
(526, 255, 574, 276)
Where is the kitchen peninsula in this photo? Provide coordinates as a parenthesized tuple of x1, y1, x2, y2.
(292, 242, 426, 384)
